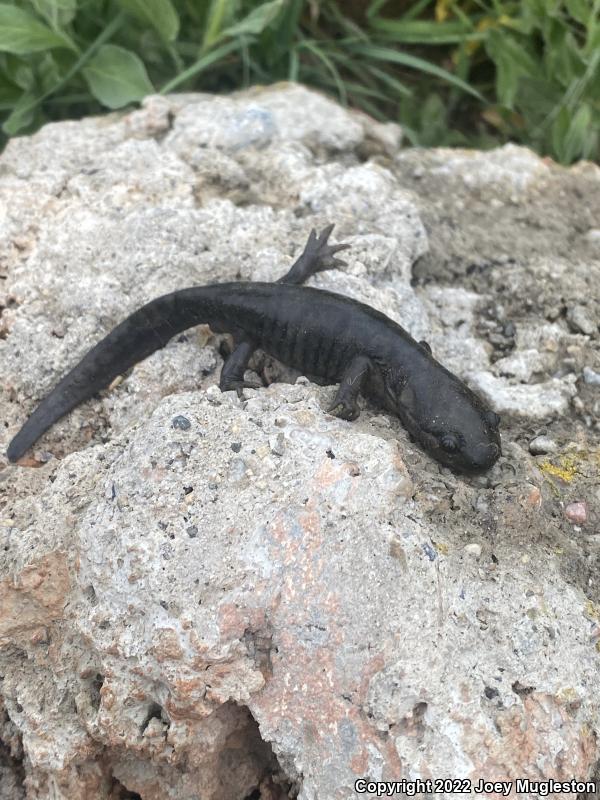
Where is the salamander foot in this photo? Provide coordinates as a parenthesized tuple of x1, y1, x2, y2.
(220, 378, 262, 399)
(279, 224, 350, 284)
(328, 399, 361, 421)
(304, 224, 350, 272)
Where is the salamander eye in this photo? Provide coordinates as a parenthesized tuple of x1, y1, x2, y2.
(440, 433, 459, 452)
(485, 411, 501, 430)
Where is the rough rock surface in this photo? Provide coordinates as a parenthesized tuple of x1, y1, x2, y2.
(0, 84, 599, 800)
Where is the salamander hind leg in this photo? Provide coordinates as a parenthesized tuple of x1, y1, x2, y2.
(219, 341, 262, 398)
(327, 355, 373, 421)
(278, 224, 350, 285)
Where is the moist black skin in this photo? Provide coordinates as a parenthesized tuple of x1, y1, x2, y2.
(6, 225, 501, 473)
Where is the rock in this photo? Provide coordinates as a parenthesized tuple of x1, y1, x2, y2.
(420, 286, 489, 375)
(567, 305, 597, 336)
(397, 143, 550, 199)
(0, 698, 25, 800)
(466, 371, 577, 418)
(529, 435, 558, 455)
(583, 366, 600, 386)
(494, 348, 548, 382)
(565, 501, 588, 525)
(1, 85, 600, 799)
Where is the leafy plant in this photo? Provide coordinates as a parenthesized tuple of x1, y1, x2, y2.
(0, 0, 598, 164)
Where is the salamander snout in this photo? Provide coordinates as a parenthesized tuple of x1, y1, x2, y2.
(463, 440, 501, 472)
(421, 425, 501, 474)
(436, 393, 502, 473)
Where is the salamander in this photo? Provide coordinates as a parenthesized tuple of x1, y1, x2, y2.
(6, 225, 501, 473)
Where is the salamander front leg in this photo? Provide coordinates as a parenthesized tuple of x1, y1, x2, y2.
(278, 224, 349, 285)
(327, 355, 373, 421)
(219, 341, 262, 398)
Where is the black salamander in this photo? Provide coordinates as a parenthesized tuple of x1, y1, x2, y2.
(6, 225, 501, 473)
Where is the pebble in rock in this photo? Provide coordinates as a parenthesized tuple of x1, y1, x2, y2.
(566, 305, 597, 336)
(529, 435, 558, 455)
(583, 366, 600, 386)
(464, 543, 482, 558)
(564, 502, 588, 525)
(585, 228, 600, 244)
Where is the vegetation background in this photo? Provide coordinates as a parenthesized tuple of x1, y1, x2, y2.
(0, 0, 598, 163)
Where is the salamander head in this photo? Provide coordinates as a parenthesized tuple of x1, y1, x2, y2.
(383, 370, 502, 473)
(426, 410, 501, 473)
(418, 406, 501, 474)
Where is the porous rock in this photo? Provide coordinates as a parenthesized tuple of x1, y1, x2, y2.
(1, 84, 599, 799)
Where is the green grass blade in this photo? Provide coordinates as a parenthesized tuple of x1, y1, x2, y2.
(366, 64, 412, 97)
(160, 39, 241, 93)
(347, 43, 484, 100)
(288, 46, 299, 81)
(219, 0, 284, 40)
(115, 0, 180, 42)
(366, 0, 390, 18)
(297, 39, 347, 104)
(369, 18, 477, 44)
(2, 89, 37, 134)
(396, 0, 434, 22)
(202, 0, 234, 51)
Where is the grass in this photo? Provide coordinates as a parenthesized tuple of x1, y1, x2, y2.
(0, 0, 598, 163)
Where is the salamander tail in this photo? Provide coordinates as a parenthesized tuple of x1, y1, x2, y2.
(6, 286, 225, 462)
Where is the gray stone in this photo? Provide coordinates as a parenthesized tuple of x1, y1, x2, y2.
(567, 305, 597, 336)
(1, 85, 600, 800)
(494, 349, 549, 382)
(583, 366, 600, 385)
(397, 143, 550, 199)
(467, 371, 577, 418)
(464, 542, 482, 558)
(529, 435, 558, 455)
